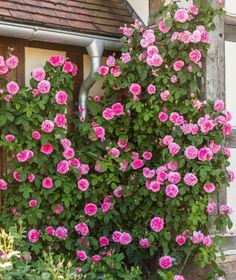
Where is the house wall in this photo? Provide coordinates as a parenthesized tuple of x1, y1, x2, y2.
(127, 0, 149, 25)
(225, 0, 236, 14)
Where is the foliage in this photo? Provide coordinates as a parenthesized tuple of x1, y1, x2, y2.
(0, 0, 233, 279)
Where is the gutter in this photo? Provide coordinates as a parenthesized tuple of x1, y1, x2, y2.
(0, 21, 122, 117)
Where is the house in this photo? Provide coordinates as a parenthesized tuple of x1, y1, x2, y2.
(0, 0, 236, 278)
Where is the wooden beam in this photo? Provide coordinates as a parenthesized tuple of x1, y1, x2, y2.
(226, 128, 236, 148)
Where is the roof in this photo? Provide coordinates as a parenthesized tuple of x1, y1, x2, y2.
(0, 0, 135, 38)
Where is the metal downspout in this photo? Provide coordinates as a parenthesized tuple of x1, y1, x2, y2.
(79, 39, 105, 120)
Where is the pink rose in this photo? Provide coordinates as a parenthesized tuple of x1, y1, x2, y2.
(220, 204, 233, 215)
(143, 151, 152, 160)
(119, 232, 132, 245)
(54, 113, 66, 127)
(32, 67, 45, 81)
(103, 108, 115, 120)
(184, 146, 198, 160)
(0, 179, 8, 190)
(191, 231, 204, 244)
(222, 123, 232, 136)
(55, 90, 68, 105)
(28, 200, 37, 207)
(92, 255, 101, 262)
(45, 226, 55, 236)
(206, 202, 216, 213)
(168, 172, 181, 184)
(48, 55, 65, 66)
(117, 139, 127, 149)
(111, 65, 121, 77)
(198, 147, 213, 161)
(98, 66, 109, 76)
(76, 250, 87, 261)
(99, 236, 109, 247)
(158, 112, 168, 122)
(168, 142, 181, 156)
(148, 181, 161, 192)
(37, 80, 51, 94)
(62, 61, 73, 73)
(7, 81, 19, 95)
(94, 96, 100, 102)
(162, 135, 174, 145)
(188, 5, 199, 15)
(41, 120, 54, 133)
(112, 231, 122, 243)
(75, 223, 89, 236)
(60, 138, 71, 149)
(6, 55, 19, 69)
(54, 204, 64, 214)
(147, 84, 156, 94)
(121, 52, 131, 63)
(159, 20, 171, 33)
(77, 179, 89, 191)
(84, 203, 97, 216)
(106, 55, 116, 67)
(165, 184, 179, 198)
(150, 217, 164, 232)
(5, 134, 15, 142)
(203, 183, 215, 193)
(147, 54, 163, 67)
(160, 90, 170, 101)
(203, 236, 212, 247)
(28, 229, 39, 243)
(139, 238, 151, 248)
(42, 177, 53, 189)
(176, 235, 186, 246)
(32, 131, 41, 140)
(174, 276, 185, 280)
(210, 141, 221, 154)
(41, 143, 53, 155)
(174, 9, 189, 23)
(57, 160, 69, 174)
(109, 147, 120, 158)
(129, 83, 141, 96)
(112, 103, 124, 116)
(114, 186, 123, 197)
(13, 171, 21, 182)
(131, 159, 144, 170)
(189, 50, 202, 63)
(184, 173, 198, 186)
(55, 226, 68, 240)
(173, 60, 185, 71)
(159, 256, 172, 269)
(16, 149, 34, 162)
(63, 148, 75, 159)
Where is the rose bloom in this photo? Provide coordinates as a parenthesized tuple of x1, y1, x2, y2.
(13, 171, 21, 182)
(184, 145, 198, 160)
(184, 173, 198, 186)
(41, 120, 54, 133)
(119, 232, 132, 245)
(76, 250, 87, 261)
(41, 143, 53, 155)
(111, 65, 121, 77)
(168, 142, 181, 156)
(112, 103, 124, 116)
(94, 95, 100, 102)
(149, 181, 161, 192)
(45, 226, 55, 236)
(220, 204, 233, 215)
(112, 231, 122, 243)
(174, 276, 185, 280)
(117, 138, 127, 149)
(63, 61, 73, 73)
(6, 55, 19, 69)
(102, 108, 114, 120)
(176, 235, 186, 246)
(98, 66, 109, 76)
(120, 52, 131, 63)
(162, 135, 174, 145)
(84, 203, 97, 216)
(174, 9, 189, 23)
(191, 231, 204, 244)
(32, 67, 45, 81)
(139, 238, 151, 248)
(54, 113, 66, 127)
(37, 80, 51, 94)
(77, 178, 89, 191)
(42, 177, 53, 189)
(203, 236, 212, 247)
(57, 160, 69, 174)
(207, 202, 217, 213)
(213, 99, 225, 112)
(16, 149, 34, 162)
(173, 60, 185, 71)
(159, 256, 173, 269)
(99, 236, 109, 247)
(5, 134, 15, 142)
(203, 182, 216, 193)
(143, 151, 152, 160)
(55, 90, 68, 105)
(54, 204, 64, 214)
(0, 179, 8, 191)
(189, 50, 202, 63)
(198, 147, 213, 161)
(55, 227, 68, 240)
(129, 83, 141, 96)
(60, 138, 71, 149)
(222, 123, 232, 136)
(159, 20, 171, 33)
(159, 112, 168, 122)
(165, 184, 179, 198)
(23, 175, 34, 187)
(160, 90, 170, 101)
(28, 229, 39, 243)
(109, 147, 120, 158)
(75, 223, 89, 236)
(63, 147, 75, 159)
(7, 81, 19, 95)
(131, 159, 144, 170)
(32, 130, 41, 140)
(92, 255, 101, 263)
(28, 200, 37, 207)
(106, 55, 115, 67)
(150, 217, 165, 232)
(93, 126, 105, 140)
(168, 172, 181, 184)
(48, 55, 65, 66)
(147, 84, 156, 94)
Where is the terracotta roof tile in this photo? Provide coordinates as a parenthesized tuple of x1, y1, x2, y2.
(0, 0, 135, 37)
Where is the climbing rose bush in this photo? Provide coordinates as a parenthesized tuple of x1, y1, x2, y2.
(0, 0, 233, 279)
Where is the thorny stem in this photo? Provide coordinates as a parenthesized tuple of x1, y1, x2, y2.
(179, 251, 191, 275)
